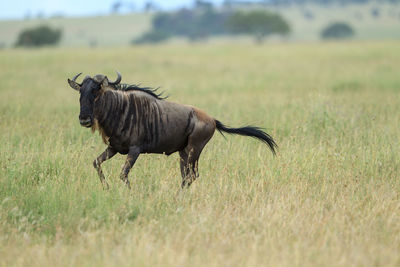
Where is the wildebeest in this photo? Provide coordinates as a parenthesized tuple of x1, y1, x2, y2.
(68, 72, 277, 189)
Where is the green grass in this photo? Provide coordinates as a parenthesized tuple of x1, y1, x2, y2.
(0, 41, 399, 266)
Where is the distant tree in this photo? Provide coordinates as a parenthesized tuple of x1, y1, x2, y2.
(222, 0, 234, 9)
(226, 11, 290, 43)
(152, 9, 196, 39)
(132, 30, 170, 44)
(134, 8, 231, 44)
(321, 22, 355, 39)
(134, 8, 292, 44)
(15, 25, 62, 47)
(194, 0, 213, 10)
(154, 8, 227, 40)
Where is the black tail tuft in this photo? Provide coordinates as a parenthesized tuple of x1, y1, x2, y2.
(215, 120, 277, 155)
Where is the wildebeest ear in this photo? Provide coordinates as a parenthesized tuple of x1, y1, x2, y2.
(100, 76, 109, 89)
(68, 79, 81, 91)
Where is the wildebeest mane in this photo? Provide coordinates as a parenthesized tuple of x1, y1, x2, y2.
(113, 83, 167, 100)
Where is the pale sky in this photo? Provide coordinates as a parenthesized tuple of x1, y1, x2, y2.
(0, 0, 232, 19)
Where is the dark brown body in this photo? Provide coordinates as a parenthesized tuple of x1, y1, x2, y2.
(68, 73, 277, 189)
(94, 90, 214, 156)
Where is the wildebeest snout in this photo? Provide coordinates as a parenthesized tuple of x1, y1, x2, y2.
(79, 115, 92, 127)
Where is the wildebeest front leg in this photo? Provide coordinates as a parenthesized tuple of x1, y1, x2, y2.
(120, 146, 140, 189)
(93, 147, 117, 189)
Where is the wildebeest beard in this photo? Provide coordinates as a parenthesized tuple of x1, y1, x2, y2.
(68, 72, 277, 190)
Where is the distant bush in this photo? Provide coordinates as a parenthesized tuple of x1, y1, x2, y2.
(155, 9, 227, 40)
(132, 30, 171, 44)
(321, 22, 355, 40)
(133, 8, 229, 44)
(226, 11, 290, 43)
(15, 25, 62, 47)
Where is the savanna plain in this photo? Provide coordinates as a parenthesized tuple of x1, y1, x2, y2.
(0, 41, 399, 266)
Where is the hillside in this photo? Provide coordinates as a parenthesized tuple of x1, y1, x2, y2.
(0, 3, 399, 47)
(0, 13, 151, 47)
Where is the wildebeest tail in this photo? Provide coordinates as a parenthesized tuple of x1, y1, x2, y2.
(215, 120, 277, 155)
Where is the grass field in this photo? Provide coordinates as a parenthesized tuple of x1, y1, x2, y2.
(0, 41, 399, 266)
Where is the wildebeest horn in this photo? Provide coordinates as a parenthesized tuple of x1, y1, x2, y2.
(68, 72, 83, 91)
(109, 71, 121, 85)
(72, 72, 82, 83)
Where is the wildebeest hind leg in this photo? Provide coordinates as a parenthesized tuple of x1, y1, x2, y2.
(179, 121, 215, 188)
(179, 150, 189, 181)
(120, 146, 140, 189)
(93, 147, 117, 189)
(179, 148, 195, 188)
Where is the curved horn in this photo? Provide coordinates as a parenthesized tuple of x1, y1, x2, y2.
(68, 72, 83, 91)
(72, 72, 82, 83)
(109, 71, 121, 85)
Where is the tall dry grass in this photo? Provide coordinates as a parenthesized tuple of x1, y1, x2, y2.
(0, 41, 399, 266)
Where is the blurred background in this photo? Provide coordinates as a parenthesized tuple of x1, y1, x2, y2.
(1, 0, 399, 48)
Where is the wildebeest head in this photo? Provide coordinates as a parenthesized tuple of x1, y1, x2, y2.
(68, 72, 121, 127)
